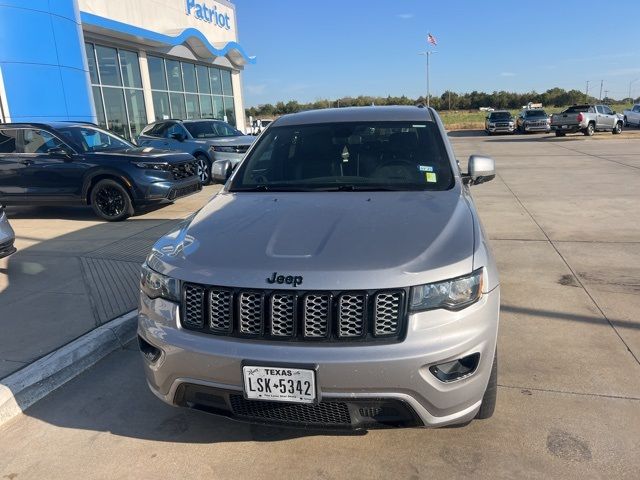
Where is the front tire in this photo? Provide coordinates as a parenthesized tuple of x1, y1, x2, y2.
(194, 154, 211, 185)
(90, 179, 134, 222)
(475, 351, 498, 420)
(613, 121, 622, 134)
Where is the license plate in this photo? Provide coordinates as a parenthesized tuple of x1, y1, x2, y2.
(562, 125, 569, 129)
(243, 366, 316, 404)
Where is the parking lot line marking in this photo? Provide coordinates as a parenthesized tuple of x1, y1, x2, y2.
(496, 172, 640, 367)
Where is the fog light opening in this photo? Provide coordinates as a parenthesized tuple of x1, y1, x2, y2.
(430, 353, 480, 382)
(138, 335, 162, 363)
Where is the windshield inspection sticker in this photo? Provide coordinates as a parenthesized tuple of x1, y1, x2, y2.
(425, 172, 437, 183)
(418, 165, 434, 172)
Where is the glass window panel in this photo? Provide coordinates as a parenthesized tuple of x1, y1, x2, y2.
(148, 56, 167, 90)
(95, 45, 121, 86)
(185, 94, 200, 119)
(166, 60, 183, 92)
(102, 87, 129, 139)
(182, 63, 198, 93)
(199, 95, 214, 118)
(212, 95, 224, 119)
(152, 92, 171, 121)
(119, 50, 142, 88)
(85, 43, 99, 84)
(220, 69, 233, 96)
(210, 68, 223, 95)
(0, 129, 19, 154)
(125, 89, 147, 138)
(92, 86, 106, 128)
(196, 65, 211, 94)
(223, 96, 236, 126)
(169, 92, 186, 120)
(22, 129, 64, 154)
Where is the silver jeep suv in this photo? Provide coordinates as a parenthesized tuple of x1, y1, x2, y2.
(138, 106, 500, 429)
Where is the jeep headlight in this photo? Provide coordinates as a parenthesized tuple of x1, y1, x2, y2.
(140, 263, 180, 301)
(410, 269, 483, 311)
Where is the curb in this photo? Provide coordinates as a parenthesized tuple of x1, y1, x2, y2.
(0, 310, 137, 427)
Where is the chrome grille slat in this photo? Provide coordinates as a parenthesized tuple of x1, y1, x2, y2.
(304, 294, 330, 338)
(239, 292, 263, 335)
(270, 293, 295, 337)
(209, 289, 232, 332)
(338, 294, 366, 338)
(374, 292, 402, 336)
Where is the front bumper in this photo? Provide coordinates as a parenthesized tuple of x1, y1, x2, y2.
(486, 126, 515, 133)
(138, 287, 500, 428)
(135, 177, 202, 204)
(522, 124, 551, 132)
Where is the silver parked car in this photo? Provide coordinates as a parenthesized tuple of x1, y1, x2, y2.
(138, 106, 500, 429)
(138, 119, 255, 184)
(485, 110, 515, 135)
(0, 206, 16, 259)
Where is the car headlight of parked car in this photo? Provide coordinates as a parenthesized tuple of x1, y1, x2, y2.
(409, 269, 483, 312)
(140, 263, 180, 301)
(488, 123, 495, 127)
(210, 146, 237, 153)
(131, 161, 172, 171)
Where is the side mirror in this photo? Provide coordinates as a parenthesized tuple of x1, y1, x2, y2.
(47, 146, 71, 156)
(170, 132, 185, 142)
(211, 159, 233, 183)
(612, 111, 616, 115)
(465, 155, 495, 185)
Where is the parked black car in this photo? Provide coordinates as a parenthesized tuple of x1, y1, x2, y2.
(0, 123, 201, 221)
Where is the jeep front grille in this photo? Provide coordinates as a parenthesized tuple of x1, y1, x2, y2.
(181, 284, 406, 342)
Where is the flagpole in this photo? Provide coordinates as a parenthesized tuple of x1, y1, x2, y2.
(419, 51, 436, 108)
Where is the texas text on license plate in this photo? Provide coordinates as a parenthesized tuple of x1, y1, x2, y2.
(242, 366, 316, 404)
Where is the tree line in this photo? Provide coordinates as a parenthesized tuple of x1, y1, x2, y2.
(246, 88, 637, 118)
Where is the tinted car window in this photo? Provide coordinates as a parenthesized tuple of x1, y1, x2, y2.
(0, 129, 19, 154)
(57, 126, 133, 153)
(184, 121, 242, 138)
(525, 110, 547, 117)
(22, 129, 64, 154)
(489, 112, 512, 120)
(602, 106, 613, 115)
(565, 105, 590, 113)
(633, 106, 640, 113)
(230, 121, 453, 192)
(142, 122, 169, 137)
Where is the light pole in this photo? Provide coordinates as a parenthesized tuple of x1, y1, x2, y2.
(629, 78, 639, 102)
(419, 51, 436, 108)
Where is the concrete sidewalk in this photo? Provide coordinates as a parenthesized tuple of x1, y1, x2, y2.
(0, 186, 219, 379)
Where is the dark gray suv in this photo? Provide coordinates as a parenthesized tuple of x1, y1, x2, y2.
(138, 119, 255, 184)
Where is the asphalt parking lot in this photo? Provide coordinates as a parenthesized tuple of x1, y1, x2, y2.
(1, 132, 639, 479)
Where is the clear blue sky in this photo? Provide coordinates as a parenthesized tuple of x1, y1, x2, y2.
(234, 0, 640, 107)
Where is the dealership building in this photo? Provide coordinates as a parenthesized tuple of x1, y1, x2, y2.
(0, 0, 254, 139)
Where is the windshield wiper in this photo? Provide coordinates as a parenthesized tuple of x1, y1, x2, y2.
(318, 185, 415, 192)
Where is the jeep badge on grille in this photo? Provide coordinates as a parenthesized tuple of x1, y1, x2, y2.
(266, 272, 303, 287)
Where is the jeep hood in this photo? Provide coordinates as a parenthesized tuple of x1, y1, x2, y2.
(149, 190, 476, 290)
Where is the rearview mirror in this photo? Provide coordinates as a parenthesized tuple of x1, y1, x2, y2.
(466, 155, 495, 185)
(211, 159, 232, 183)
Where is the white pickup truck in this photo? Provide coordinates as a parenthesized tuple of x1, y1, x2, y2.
(550, 104, 623, 137)
(623, 104, 640, 127)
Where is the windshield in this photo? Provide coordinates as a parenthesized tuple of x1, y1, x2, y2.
(525, 110, 547, 117)
(57, 126, 133, 153)
(229, 121, 454, 192)
(489, 112, 512, 120)
(184, 121, 243, 138)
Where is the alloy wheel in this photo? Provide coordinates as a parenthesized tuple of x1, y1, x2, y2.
(196, 157, 210, 183)
(95, 186, 126, 218)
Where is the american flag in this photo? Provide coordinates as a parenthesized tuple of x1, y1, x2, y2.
(427, 33, 437, 46)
